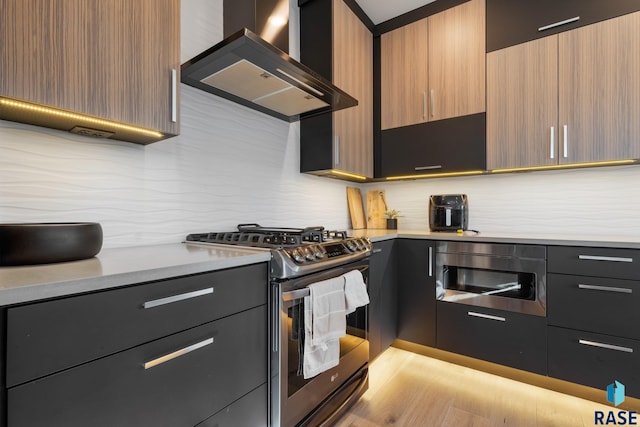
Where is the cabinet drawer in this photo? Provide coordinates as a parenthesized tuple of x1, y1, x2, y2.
(380, 113, 486, 177)
(8, 305, 267, 427)
(548, 326, 640, 398)
(196, 383, 268, 427)
(6, 262, 267, 387)
(548, 246, 640, 280)
(487, 0, 640, 51)
(436, 301, 547, 374)
(548, 273, 640, 339)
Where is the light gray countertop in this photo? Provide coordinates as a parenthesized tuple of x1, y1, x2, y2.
(3, 230, 639, 306)
(351, 228, 640, 249)
(0, 243, 271, 306)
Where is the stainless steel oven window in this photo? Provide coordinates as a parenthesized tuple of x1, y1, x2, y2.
(435, 242, 547, 317)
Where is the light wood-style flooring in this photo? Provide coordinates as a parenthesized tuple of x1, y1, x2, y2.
(334, 347, 615, 427)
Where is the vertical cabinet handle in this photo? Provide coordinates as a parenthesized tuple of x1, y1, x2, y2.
(171, 69, 177, 123)
(144, 337, 214, 369)
(563, 125, 568, 158)
(334, 136, 340, 166)
(272, 285, 280, 353)
(430, 89, 435, 118)
(428, 246, 433, 277)
(422, 92, 427, 119)
(550, 126, 555, 159)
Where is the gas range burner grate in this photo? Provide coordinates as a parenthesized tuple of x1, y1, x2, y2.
(185, 224, 348, 248)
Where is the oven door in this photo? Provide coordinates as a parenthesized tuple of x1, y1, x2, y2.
(271, 259, 369, 427)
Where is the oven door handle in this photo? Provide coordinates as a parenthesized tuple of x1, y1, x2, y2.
(282, 266, 368, 302)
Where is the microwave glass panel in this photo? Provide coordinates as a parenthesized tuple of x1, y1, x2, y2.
(443, 266, 536, 300)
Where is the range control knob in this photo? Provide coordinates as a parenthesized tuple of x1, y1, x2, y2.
(315, 250, 325, 259)
(291, 249, 305, 263)
(305, 247, 316, 261)
(347, 242, 357, 251)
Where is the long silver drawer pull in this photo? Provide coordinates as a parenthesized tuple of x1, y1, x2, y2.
(144, 337, 214, 369)
(578, 284, 633, 294)
(414, 165, 442, 171)
(563, 125, 568, 158)
(538, 16, 580, 32)
(550, 126, 555, 159)
(578, 255, 633, 263)
(468, 311, 506, 322)
(578, 339, 633, 354)
(372, 248, 383, 254)
(428, 246, 433, 277)
(143, 288, 214, 309)
(335, 136, 340, 166)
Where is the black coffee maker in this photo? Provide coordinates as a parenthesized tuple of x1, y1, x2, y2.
(429, 194, 468, 231)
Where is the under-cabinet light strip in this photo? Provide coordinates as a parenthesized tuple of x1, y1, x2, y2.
(0, 97, 164, 138)
(491, 159, 635, 174)
(386, 170, 484, 180)
(331, 170, 367, 180)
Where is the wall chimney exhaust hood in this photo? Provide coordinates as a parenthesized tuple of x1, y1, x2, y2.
(180, 0, 357, 122)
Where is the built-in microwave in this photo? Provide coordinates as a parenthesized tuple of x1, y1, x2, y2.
(435, 241, 547, 316)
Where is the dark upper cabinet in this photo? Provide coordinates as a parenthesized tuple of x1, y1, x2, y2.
(486, 0, 640, 52)
(380, 113, 486, 177)
(299, 0, 374, 180)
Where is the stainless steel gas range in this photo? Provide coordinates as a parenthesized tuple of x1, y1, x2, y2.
(186, 224, 372, 427)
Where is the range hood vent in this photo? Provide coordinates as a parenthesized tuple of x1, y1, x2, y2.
(181, 2, 357, 122)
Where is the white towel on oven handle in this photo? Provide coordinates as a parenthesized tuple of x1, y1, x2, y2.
(308, 276, 347, 347)
(343, 269, 369, 314)
(303, 275, 346, 378)
(303, 294, 340, 379)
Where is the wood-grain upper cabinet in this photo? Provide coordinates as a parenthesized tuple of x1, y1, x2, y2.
(380, 0, 485, 130)
(487, 11, 640, 169)
(0, 0, 180, 144)
(299, 0, 373, 179)
(486, 37, 558, 169)
(427, 0, 485, 122)
(332, 0, 374, 177)
(380, 19, 428, 130)
(558, 12, 640, 164)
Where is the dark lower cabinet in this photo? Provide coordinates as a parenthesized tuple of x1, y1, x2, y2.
(436, 301, 547, 375)
(2, 263, 269, 427)
(8, 306, 268, 427)
(196, 383, 268, 427)
(369, 239, 397, 360)
(548, 326, 640, 398)
(396, 239, 436, 347)
(379, 113, 486, 178)
(547, 273, 640, 340)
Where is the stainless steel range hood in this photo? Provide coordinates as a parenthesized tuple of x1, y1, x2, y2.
(180, 0, 357, 122)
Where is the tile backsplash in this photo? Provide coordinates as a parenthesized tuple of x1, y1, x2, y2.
(1, 0, 640, 248)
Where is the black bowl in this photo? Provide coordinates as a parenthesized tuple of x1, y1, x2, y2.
(0, 222, 103, 266)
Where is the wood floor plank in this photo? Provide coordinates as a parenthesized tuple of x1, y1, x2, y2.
(334, 347, 617, 427)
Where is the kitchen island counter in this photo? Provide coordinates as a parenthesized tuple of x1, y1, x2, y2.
(0, 242, 270, 306)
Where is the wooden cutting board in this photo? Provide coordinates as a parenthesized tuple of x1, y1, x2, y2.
(346, 187, 367, 229)
(367, 190, 388, 229)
